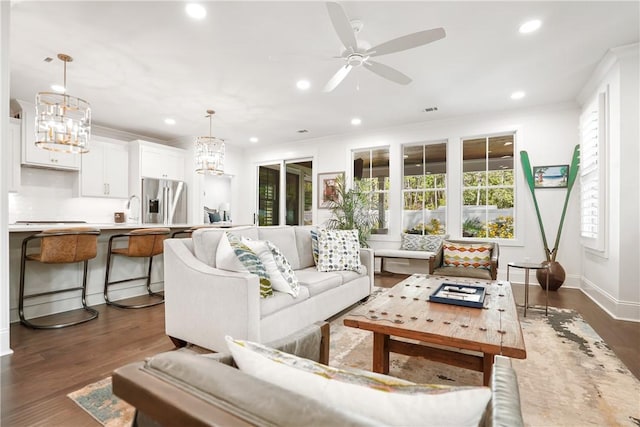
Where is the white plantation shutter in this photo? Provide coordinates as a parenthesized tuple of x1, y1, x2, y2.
(579, 90, 607, 251)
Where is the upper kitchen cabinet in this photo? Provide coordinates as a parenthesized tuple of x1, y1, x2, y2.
(80, 136, 129, 198)
(130, 140, 186, 182)
(13, 99, 80, 171)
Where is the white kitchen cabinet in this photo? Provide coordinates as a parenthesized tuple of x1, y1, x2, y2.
(7, 118, 21, 192)
(14, 99, 80, 171)
(80, 137, 129, 198)
(139, 143, 185, 181)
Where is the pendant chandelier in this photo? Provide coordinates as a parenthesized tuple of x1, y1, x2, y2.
(195, 109, 225, 175)
(35, 53, 91, 153)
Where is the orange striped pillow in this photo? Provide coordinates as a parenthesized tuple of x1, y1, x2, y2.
(443, 242, 492, 270)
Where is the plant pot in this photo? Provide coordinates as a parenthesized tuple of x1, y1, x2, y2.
(536, 261, 566, 291)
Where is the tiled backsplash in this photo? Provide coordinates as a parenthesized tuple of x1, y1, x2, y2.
(9, 167, 131, 224)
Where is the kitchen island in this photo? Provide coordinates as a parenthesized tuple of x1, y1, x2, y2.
(7, 222, 231, 325)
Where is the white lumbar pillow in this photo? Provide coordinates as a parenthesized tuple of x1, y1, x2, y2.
(225, 336, 491, 427)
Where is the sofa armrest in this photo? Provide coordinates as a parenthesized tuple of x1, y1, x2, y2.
(164, 239, 262, 352)
(490, 242, 500, 280)
(484, 355, 524, 427)
(359, 247, 375, 293)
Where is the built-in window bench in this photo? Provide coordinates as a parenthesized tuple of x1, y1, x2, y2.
(374, 249, 435, 273)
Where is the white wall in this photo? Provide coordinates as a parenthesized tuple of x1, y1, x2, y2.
(237, 102, 583, 287)
(1, 0, 13, 356)
(578, 44, 639, 321)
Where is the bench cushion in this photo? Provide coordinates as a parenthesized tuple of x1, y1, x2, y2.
(401, 233, 446, 252)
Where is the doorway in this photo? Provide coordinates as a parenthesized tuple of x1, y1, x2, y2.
(257, 159, 312, 226)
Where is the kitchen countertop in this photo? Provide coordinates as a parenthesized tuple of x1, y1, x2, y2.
(7, 223, 233, 232)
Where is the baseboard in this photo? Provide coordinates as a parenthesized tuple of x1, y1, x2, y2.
(581, 277, 640, 322)
(0, 327, 13, 356)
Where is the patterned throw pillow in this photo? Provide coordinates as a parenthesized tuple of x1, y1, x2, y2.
(242, 237, 299, 297)
(316, 229, 361, 273)
(442, 241, 492, 270)
(400, 234, 445, 252)
(223, 233, 273, 298)
(310, 228, 319, 265)
(226, 336, 491, 426)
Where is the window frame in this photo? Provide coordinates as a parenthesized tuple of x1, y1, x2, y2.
(460, 131, 518, 242)
(351, 146, 390, 235)
(401, 140, 448, 236)
(579, 89, 608, 253)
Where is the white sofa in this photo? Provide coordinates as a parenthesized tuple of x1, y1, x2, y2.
(163, 225, 374, 352)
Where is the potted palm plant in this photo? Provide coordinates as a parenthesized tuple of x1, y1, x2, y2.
(326, 174, 378, 247)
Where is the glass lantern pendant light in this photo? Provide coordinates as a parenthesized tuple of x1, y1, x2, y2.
(195, 109, 225, 175)
(35, 53, 91, 153)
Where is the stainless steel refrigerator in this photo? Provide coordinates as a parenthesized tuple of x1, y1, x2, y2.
(141, 178, 187, 224)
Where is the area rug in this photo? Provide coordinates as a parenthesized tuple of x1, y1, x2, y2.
(67, 377, 134, 427)
(69, 304, 640, 427)
(330, 304, 640, 427)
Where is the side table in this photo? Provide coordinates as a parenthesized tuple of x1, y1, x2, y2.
(507, 261, 550, 317)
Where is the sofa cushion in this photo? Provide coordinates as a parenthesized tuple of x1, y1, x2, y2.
(257, 227, 301, 270)
(316, 229, 361, 273)
(226, 336, 492, 427)
(401, 233, 446, 252)
(443, 241, 492, 270)
(294, 267, 343, 297)
(260, 286, 310, 317)
(217, 232, 273, 298)
(192, 226, 258, 267)
(242, 237, 299, 297)
(294, 226, 316, 269)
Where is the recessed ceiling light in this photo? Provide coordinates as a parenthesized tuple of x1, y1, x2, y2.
(519, 19, 541, 34)
(50, 84, 65, 92)
(164, 118, 176, 125)
(249, 137, 259, 143)
(511, 91, 526, 100)
(185, 3, 206, 20)
(296, 80, 310, 90)
(351, 117, 362, 126)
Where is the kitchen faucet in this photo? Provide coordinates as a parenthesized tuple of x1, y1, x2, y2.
(126, 195, 141, 223)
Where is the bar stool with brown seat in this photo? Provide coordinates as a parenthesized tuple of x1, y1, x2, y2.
(104, 228, 170, 309)
(170, 224, 229, 238)
(19, 227, 101, 329)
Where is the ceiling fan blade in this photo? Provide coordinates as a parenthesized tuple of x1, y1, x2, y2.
(366, 28, 446, 57)
(323, 64, 353, 92)
(326, 2, 358, 51)
(363, 61, 412, 85)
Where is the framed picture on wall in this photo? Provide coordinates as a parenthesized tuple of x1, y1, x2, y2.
(318, 171, 344, 209)
(533, 165, 569, 188)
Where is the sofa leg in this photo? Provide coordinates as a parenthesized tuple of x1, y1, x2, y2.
(168, 336, 187, 349)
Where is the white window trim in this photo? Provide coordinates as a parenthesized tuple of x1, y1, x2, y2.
(459, 130, 522, 246)
(580, 89, 608, 254)
(351, 146, 391, 235)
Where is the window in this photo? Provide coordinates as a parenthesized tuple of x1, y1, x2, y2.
(402, 142, 447, 235)
(580, 91, 607, 251)
(462, 133, 515, 239)
(353, 148, 389, 234)
(257, 160, 313, 226)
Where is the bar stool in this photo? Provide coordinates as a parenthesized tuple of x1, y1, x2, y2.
(104, 228, 170, 309)
(19, 227, 101, 329)
(170, 224, 225, 238)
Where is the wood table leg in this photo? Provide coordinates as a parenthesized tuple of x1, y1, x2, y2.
(482, 354, 494, 386)
(373, 332, 390, 374)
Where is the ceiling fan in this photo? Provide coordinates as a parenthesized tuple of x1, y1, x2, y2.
(323, 2, 446, 92)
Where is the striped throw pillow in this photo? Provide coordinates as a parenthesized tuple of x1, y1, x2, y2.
(225, 232, 273, 298)
(442, 242, 492, 270)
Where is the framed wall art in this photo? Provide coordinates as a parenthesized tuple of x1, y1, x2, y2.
(533, 165, 569, 188)
(318, 171, 344, 209)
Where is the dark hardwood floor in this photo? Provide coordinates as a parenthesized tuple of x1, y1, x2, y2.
(2, 275, 638, 426)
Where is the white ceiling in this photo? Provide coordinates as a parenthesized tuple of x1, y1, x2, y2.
(8, 1, 639, 148)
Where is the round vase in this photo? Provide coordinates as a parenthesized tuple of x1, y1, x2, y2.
(536, 261, 566, 291)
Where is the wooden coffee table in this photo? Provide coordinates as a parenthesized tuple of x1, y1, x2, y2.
(344, 274, 526, 386)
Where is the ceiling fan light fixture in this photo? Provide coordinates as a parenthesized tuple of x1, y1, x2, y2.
(195, 109, 225, 175)
(35, 53, 91, 154)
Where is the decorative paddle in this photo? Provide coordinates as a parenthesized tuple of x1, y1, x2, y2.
(520, 145, 580, 262)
